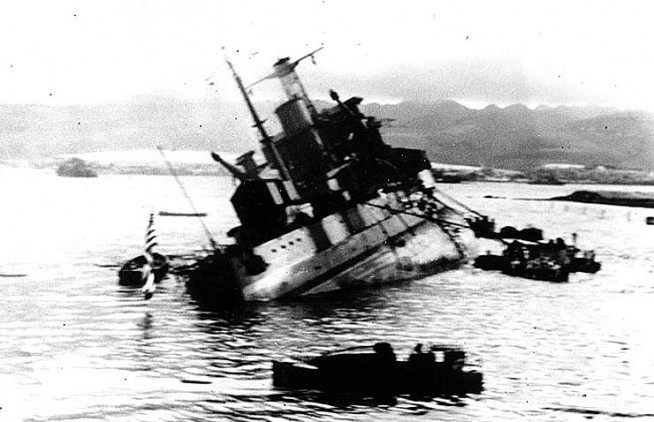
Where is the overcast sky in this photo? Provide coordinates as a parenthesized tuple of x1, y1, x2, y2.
(1, 0, 653, 110)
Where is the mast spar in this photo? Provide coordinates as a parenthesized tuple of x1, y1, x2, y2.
(222, 47, 271, 143)
(221, 48, 292, 182)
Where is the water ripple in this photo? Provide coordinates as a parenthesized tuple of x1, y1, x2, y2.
(2, 177, 654, 421)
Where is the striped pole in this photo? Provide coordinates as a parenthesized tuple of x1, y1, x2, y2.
(144, 212, 158, 257)
(142, 212, 157, 299)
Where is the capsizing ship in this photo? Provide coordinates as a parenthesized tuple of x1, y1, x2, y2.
(187, 49, 480, 302)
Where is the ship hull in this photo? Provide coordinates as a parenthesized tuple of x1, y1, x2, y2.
(219, 195, 477, 302)
(195, 51, 483, 303)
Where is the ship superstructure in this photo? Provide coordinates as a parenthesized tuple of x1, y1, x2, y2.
(189, 49, 478, 302)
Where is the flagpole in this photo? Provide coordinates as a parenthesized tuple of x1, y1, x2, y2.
(142, 212, 157, 299)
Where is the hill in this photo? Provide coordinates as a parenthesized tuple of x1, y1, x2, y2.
(2, 99, 653, 172)
(360, 102, 654, 171)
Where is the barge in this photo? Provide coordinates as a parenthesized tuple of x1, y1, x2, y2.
(273, 342, 483, 397)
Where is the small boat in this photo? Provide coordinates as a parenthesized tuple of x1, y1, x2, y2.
(158, 211, 208, 217)
(472, 253, 508, 271)
(504, 256, 570, 282)
(475, 252, 570, 282)
(474, 238, 600, 282)
(497, 226, 543, 242)
(467, 218, 544, 242)
(568, 256, 601, 273)
(118, 213, 169, 290)
(272, 342, 483, 397)
(118, 252, 169, 286)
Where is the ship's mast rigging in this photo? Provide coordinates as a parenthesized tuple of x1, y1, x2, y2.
(246, 47, 324, 121)
(222, 48, 271, 144)
(222, 48, 292, 182)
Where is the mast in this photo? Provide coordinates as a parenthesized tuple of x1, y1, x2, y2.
(245, 47, 324, 122)
(223, 49, 270, 142)
(271, 57, 319, 121)
(222, 48, 292, 182)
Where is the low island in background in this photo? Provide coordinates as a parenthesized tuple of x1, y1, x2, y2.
(3, 150, 654, 187)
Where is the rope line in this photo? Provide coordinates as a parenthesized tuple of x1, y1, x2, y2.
(156, 147, 218, 250)
(362, 201, 471, 230)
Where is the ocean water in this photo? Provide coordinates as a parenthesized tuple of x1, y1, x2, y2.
(1, 167, 653, 421)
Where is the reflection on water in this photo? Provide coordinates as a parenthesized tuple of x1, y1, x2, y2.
(1, 171, 654, 421)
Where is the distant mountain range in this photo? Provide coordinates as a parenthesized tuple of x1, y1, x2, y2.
(360, 101, 654, 171)
(2, 99, 653, 171)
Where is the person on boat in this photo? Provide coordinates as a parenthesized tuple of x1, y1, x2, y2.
(554, 238, 568, 264)
(408, 343, 437, 394)
(412, 343, 424, 356)
(410, 343, 435, 362)
(443, 350, 466, 372)
(468, 215, 496, 238)
(373, 342, 396, 363)
(370, 342, 397, 396)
